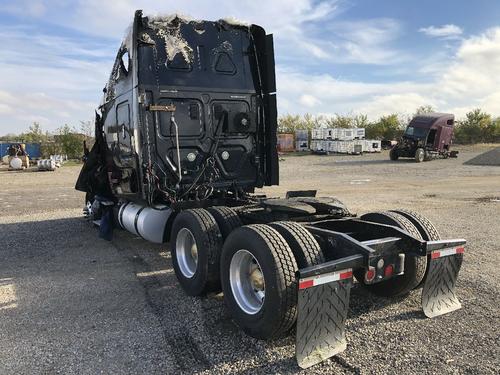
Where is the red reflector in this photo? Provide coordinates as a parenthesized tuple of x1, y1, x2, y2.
(365, 268, 375, 282)
(384, 264, 394, 277)
(299, 279, 314, 290)
(339, 271, 353, 280)
(431, 251, 441, 259)
(456, 247, 465, 254)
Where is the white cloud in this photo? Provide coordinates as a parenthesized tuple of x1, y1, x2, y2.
(0, 0, 413, 133)
(299, 94, 321, 108)
(0, 103, 13, 114)
(0, 0, 47, 18)
(357, 93, 431, 118)
(1, 1, 499, 135)
(0, 25, 111, 133)
(419, 24, 463, 39)
(276, 68, 428, 117)
(277, 27, 500, 119)
(0, 0, 402, 66)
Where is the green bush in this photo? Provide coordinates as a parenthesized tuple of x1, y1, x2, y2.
(454, 109, 500, 144)
(1, 122, 92, 158)
(365, 114, 404, 140)
(277, 107, 500, 144)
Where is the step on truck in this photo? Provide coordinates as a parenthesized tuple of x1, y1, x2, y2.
(76, 11, 466, 369)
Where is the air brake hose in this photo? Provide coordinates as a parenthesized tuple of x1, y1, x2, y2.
(170, 112, 182, 186)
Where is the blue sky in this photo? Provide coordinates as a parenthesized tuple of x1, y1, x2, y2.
(1, 0, 500, 135)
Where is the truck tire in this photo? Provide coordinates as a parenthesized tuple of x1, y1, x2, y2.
(356, 211, 427, 297)
(390, 148, 399, 160)
(220, 224, 298, 339)
(389, 209, 441, 288)
(171, 208, 223, 296)
(207, 206, 242, 240)
(415, 148, 425, 163)
(269, 221, 325, 267)
(389, 209, 440, 242)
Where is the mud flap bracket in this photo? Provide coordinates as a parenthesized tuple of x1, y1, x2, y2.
(296, 269, 353, 369)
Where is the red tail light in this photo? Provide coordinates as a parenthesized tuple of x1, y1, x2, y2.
(384, 264, 394, 278)
(365, 267, 376, 282)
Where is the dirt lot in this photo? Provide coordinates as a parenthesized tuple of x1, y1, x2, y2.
(1, 145, 499, 374)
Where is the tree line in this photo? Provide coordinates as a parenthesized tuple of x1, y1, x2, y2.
(1, 106, 498, 158)
(278, 106, 500, 144)
(0, 121, 93, 159)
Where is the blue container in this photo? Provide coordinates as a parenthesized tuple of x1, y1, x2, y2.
(0, 142, 8, 157)
(0, 142, 41, 158)
(24, 143, 41, 158)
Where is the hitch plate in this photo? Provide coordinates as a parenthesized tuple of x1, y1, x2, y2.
(296, 270, 352, 369)
(422, 248, 464, 318)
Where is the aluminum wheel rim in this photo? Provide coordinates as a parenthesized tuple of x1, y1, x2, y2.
(176, 228, 198, 278)
(229, 249, 265, 315)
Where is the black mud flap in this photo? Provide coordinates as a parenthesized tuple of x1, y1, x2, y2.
(296, 269, 353, 369)
(422, 247, 464, 318)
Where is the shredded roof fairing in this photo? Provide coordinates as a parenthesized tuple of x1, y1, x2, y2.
(114, 13, 252, 76)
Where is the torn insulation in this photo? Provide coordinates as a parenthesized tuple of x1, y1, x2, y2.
(148, 15, 194, 63)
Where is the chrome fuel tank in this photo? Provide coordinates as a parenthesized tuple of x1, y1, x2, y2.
(118, 202, 172, 243)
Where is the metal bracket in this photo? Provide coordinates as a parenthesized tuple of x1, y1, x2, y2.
(147, 104, 176, 112)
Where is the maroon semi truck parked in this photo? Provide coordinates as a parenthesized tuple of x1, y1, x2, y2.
(390, 113, 458, 162)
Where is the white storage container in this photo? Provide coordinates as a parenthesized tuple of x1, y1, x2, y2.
(354, 128, 365, 139)
(336, 141, 348, 153)
(324, 128, 338, 139)
(311, 129, 324, 140)
(364, 140, 372, 152)
(329, 140, 339, 153)
(325, 141, 333, 152)
(364, 140, 381, 152)
(352, 141, 363, 154)
(312, 140, 328, 151)
(336, 129, 354, 141)
(353, 139, 364, 153)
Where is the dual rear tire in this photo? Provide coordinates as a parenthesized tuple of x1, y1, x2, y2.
(220, 225, 298, 339)
(221, 222, 325, 339)
(170, 208, 224, 296)
(170, 208, 324, 339)
(171, 206, 439, 338)
(357, 210, 438, 296)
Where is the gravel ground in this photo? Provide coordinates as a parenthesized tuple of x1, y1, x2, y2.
(0, 145, 499, 374)
(464, 147, 500, 166)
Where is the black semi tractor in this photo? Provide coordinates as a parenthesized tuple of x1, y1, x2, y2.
(76, 11, 466, 368)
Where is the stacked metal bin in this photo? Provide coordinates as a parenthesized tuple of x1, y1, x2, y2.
(364, 140, 382, 152)
(309, 128, 381, 154)
(295, 130, 309, 151)
(278, 133, 295, 152)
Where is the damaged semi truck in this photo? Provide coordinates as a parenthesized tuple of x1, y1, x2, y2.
(76, 11, 466, 368)
(390, 113, 459, 162)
